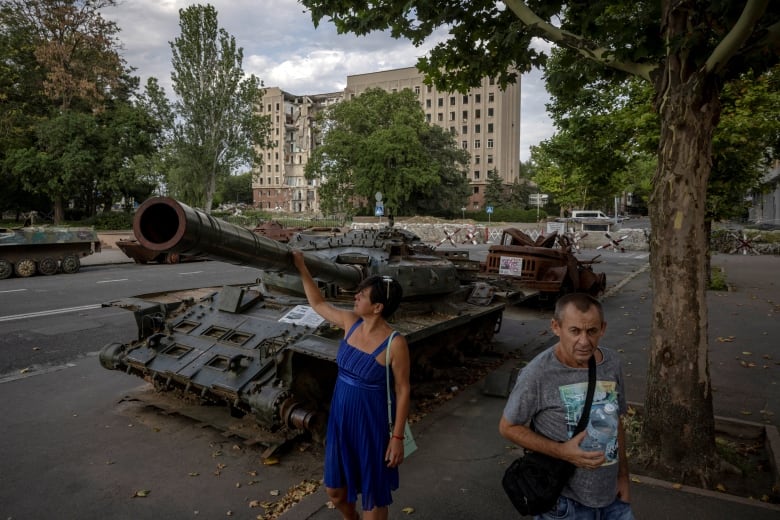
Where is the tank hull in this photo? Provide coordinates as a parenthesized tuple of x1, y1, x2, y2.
(0, 226, 101, 279)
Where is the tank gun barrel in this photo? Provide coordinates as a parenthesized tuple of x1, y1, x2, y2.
(133, 197, 362, 289)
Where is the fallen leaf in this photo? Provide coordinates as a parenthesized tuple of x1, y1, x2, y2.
(740, 410, 752, 416)
(630, 476, 641, 483)
(401, 506, 415, 514)
(235, 482, 241, 488)
(672, 483, 683, 490)
(188, 472, 200, 477)
(263, 457, 279, 466)
(132, 489, 151, 498)
(249, 500, 262, 508)
(270, 489, 280, 496)
(717, 336, 735, 342)
(742, 351, 752, 356)
(715, 483, 726, 492)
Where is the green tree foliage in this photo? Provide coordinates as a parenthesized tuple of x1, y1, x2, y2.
(535, 53, 779, 219)
(301, 0, 780, 482)
(484, 168, 505, 207)
(305, 87, 470, 216)
(165, 3, 271, 213)
(216, 171, 254, 206)
(0, 0, 157, 222)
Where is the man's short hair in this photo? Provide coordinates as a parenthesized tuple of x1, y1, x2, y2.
(553, 293, 604, 324)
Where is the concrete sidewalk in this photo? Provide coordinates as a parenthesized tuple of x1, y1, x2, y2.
(286, 253, 780, 519)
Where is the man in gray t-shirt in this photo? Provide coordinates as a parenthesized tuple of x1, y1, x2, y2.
(499, 293, 634, 519)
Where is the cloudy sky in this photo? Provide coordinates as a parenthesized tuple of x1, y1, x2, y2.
(103, 0, 555, 161)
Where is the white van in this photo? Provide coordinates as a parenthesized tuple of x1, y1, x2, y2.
(571, 210, 611, 220)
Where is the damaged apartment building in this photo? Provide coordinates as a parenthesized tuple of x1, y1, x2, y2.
(253, 66, 520, 214)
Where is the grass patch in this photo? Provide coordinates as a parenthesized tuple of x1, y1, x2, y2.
(709, 265, 728, 291)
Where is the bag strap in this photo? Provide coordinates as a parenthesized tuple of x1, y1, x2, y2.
(385, 330, 398, 433)
(572, 354, 597, 435)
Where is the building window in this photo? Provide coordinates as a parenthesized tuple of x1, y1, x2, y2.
(426, 114, 431, 123)
(392, 88, 397, 93)
(474, 139, 481, 149)
(488, 123, 494, 133)
(450, 96, 455, 105)
(427, 85, 432, 93)
(462, 140, 468, 149)
(450, 111, 455, 121)
(474, 170, 480, 180)
(275, 164, 279, 172)
(475, 124, 481, 133)
(462, 110, 468, 119)
(267, 103, 271, 111)
(487, 155, 493, 164)
(275, 102, 280, 110)
(438, 98, 443, 107)
(488, 107, 494, 117)
(426, 99, 431, 108)
(489, 77, 495, 86)
(475, 156, 480, 165)
(438, 113, 443, 122)
(414, 86, 420, 95)
(473, 186, 480, 194)
(462, 94, 468, 103)
(475, 109, 481, 119)
(462, 125, 468, 134)
(449, 126, 456, 134)
(487, 139, 494, 148)
(475, 94, 481, 103)
(489, 92, 495, 102)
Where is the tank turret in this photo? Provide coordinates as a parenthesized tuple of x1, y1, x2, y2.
(100, 197, 504, 448)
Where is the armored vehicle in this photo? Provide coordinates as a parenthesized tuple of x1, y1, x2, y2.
(0, 226, 101, 279)
(100, 197, 504, 446)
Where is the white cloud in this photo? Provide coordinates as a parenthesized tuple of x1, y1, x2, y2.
(104, 0, 554, 161)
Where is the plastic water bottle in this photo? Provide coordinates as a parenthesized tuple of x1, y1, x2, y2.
(582, 402, 618, 451)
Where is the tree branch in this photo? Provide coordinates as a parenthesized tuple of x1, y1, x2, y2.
(705, 0, 770, 74)
(503, 0, 655, 82)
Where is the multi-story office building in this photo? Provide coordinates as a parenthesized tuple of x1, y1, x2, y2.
(253, 67, 520, 213)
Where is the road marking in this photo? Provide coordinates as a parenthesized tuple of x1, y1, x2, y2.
(179, 271, 204, 275)
(0, 304, 103, 322)
(96, 278, 129, 284)
(0, 288, 27, 294)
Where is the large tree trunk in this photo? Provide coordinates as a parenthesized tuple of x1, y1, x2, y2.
(53, 196, 65, 225)
(643, 54, 720, 481)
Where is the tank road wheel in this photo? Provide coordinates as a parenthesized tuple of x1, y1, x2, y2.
(38, 257, 58, 276)
(61, 255, 80, 274)
(0, 259, 12, 279)
(14, 258, 36, 277)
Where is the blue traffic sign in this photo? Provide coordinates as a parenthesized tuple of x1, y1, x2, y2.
(375, 204, 384, 217)
(486, 206, 494, 214)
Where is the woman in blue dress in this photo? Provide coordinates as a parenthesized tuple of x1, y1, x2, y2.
(292, 250, 411, 520)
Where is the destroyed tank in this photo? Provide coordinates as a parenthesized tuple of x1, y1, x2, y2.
(99, 197, 504, 446)
(0, 225, 101, 279)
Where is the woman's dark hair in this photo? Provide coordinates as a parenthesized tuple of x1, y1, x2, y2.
(357, 275, 403, 318)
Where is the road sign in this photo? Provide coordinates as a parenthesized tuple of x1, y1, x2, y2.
(486, 206, 494, 214)
(375, 204, 384, 217)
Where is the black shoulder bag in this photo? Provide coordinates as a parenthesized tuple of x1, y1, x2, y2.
(502, 355, 597, 516)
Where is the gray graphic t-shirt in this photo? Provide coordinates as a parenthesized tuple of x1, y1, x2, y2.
(503, 346, 627, 508)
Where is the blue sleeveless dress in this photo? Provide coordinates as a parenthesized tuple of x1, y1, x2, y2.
(324, 319, 399, 510)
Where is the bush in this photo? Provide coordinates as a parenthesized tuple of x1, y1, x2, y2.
(85, 211, 135, 230)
